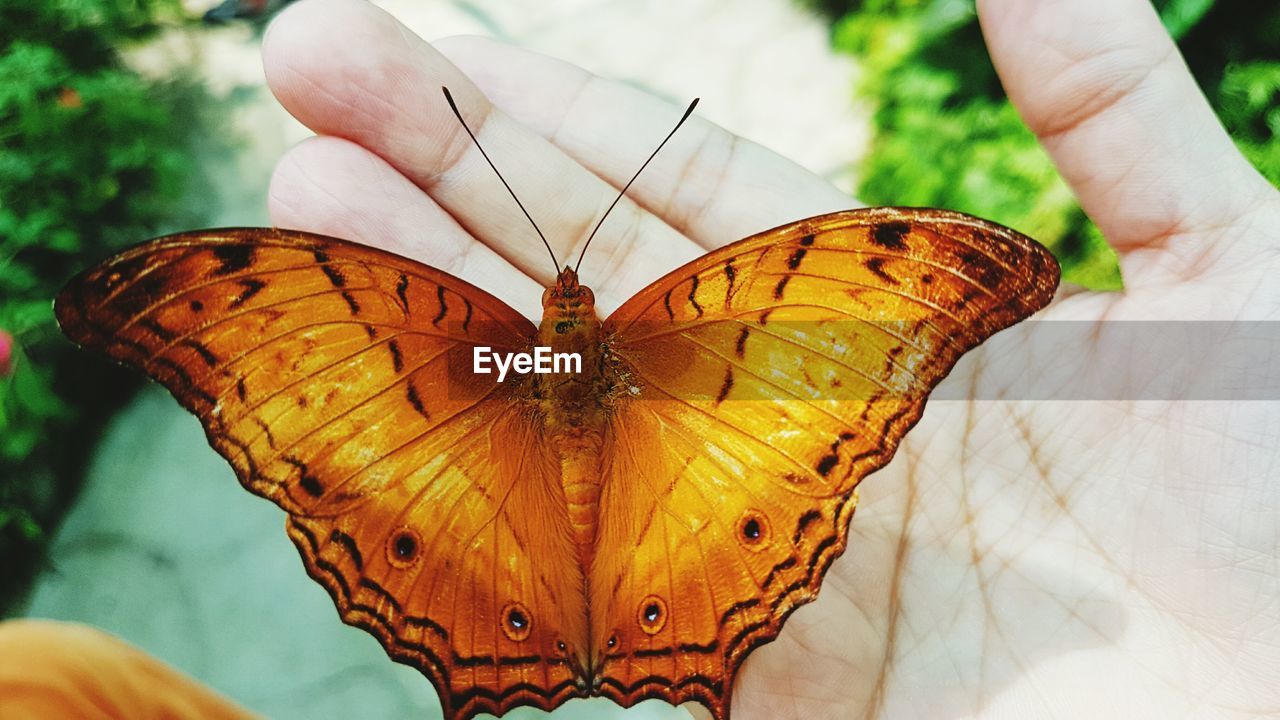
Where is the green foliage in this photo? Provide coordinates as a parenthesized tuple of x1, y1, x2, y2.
(1176, 1, 1280, 185)
(827, 0, 1279, 290)
(1219, 61, 1280, 180)
(0, 0, 213, 606)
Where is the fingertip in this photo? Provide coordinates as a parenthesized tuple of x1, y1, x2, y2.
(263, 0, 381, 78)
(262, 0, 426, 139)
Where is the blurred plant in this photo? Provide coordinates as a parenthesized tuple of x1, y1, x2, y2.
(203, 0, 299, 24)
(816, 0, 1278, 290)
(0, 0, 220, 611)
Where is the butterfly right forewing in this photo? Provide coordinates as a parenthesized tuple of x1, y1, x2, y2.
(55, 229, 590, 720)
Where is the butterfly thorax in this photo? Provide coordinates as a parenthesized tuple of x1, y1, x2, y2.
(528, 268, 619, 563)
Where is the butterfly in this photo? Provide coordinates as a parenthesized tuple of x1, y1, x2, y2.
(56, 91, 1059, 720)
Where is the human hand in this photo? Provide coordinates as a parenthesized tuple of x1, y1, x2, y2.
(261, 0, 1280, 718)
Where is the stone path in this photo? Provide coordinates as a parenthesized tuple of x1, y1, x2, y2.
(21, 2, 863, 717)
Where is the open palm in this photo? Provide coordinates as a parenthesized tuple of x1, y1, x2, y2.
(262, 1, 1280, 718)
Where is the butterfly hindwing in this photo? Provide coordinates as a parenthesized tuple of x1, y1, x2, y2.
(55, 229, 589, 720)
(589, 208, 1059, 718)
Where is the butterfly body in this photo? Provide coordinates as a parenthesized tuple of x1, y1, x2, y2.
(56, 207, 1059, 720)
(528, 268, 615, 564)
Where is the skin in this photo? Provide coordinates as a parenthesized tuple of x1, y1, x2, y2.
(262, 0, 1280, 718)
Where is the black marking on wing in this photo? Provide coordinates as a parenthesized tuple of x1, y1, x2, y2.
(329, 529, 364, 571)
(450, 679, 580, 712)
(871, 221, 909, 250)
(787, 247, 807, 270)
(113, 335, 149, 359)
(719, 598, 760, 627)
(804, 535, 841, 581)
(433, 285, 448, 327)
(772, 275, 790, 301)
(211, 244, 254, 276)
(319, 261, 347, 288)
(953, 287, 983, 311)
(767, 535, 841, 619)
(139, 318, 176, 342)
(284, 456, 324, 497)
(180, 338, 218, 367)
(761, 556, 798, 591)
(715, 366, 734, 404)
(395, 274, 410, 313)
(816, 454, 839, 477)
(865, 257, 897, 285)
(230, 278, 265, 308)
(498, 655, 544, 667)
(461, 296, 473, 333)
(340, 290, 360, 315)
(406, 383, 430, 419)
(687, 275, 703, 318)
(846, 404, 915, 467)
(678, 640, 718, 654)
(251, 417, 276, 450)
(453, 653, 497, 668)
(150, 357, 218, 407)
(793, 509, 822, 544)
(402, 613, 450, 640)
(289, 520, 454, 688)
(597, 673, 723, 697)
(358, 577, 401, 613)
(959, 249, 1004, 291)
(725, 620, 770, 661)
(388, 339, 404, 373)
(735, 326, 750, 358)
(815, 431, 856, 477)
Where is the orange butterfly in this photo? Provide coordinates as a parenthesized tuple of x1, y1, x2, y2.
(56, 92, 1058, 720)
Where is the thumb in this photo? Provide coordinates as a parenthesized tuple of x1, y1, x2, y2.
(977, 0, 1275, 278)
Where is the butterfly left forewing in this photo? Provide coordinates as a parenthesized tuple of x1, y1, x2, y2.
(56, 229, 590, 720)
(591, 208, 1059, 719)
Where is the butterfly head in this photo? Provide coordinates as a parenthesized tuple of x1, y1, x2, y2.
(541, 268, 596, 314)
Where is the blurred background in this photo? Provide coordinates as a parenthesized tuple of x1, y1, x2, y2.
(0, 0, 1276, 717)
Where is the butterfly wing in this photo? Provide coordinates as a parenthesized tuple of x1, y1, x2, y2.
(56, 229, 588, 720)
(590, 208, 1059, 719)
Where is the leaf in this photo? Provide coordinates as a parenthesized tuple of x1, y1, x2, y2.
(1157, 0, 1216, 40)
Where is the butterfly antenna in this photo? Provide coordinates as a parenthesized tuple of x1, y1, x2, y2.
(442, 86, 560, 274)
(574, 97, 700, 274)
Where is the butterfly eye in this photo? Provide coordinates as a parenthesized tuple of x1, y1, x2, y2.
(637, 595, 668, 635)
(501, 602, 533, 642)
(737, 510, 770, 550)
(556, 640, 567, 652)
(606, 634, 618, 649)
(386, 527, 422, 568)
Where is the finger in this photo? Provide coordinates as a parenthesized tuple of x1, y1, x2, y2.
(262, 0, 703, 314)
(268, 135, 545, 320)
(978, 0, 1275, 262)
(436, 35, 856, 251)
